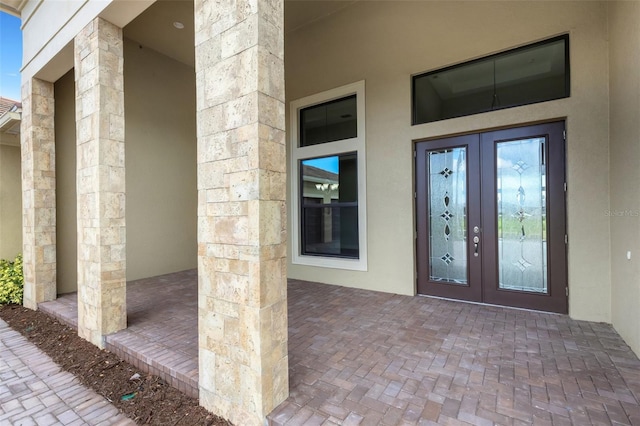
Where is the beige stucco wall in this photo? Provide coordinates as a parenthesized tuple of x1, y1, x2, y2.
(54, 70, 77, 294)
(52, 39, 198, 288)
(124, 38, 197, 281)
(0, 143, 22, 260)
(286, 1, 611, 323)
(609, 1, 640, 356)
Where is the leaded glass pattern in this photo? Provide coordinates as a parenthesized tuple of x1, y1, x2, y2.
(428, 148, 467, 284)
(496, 138, 548, 293)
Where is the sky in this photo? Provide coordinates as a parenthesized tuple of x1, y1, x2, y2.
(302, 156, 339, 174)
(0, 11, 22, 101)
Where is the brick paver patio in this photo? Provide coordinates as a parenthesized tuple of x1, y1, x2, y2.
(40, 270, 640, 425)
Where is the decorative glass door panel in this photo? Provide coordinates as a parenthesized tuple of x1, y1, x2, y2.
(416, 134, 482, 302)
(496, 138, 547, 293)
(428, 148, 468, 284)
(416, 122, 567, 313)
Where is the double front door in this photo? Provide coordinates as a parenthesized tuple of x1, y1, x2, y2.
(415, 122, 567, 313)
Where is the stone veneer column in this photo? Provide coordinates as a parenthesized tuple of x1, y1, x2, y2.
(74, 17, 126, 348)
(195, 0, 288, 424)
(21, 78, 57, 310)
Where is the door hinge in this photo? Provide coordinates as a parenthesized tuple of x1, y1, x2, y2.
(563, 130, 566, 140)
(414, 231, 418, 239)
(414, 192, 417, 199)
(564, 182, 567, 192)
(565, 234, 568, 244)
(414, 150, 417, 158)
(566, 287, 569, 297)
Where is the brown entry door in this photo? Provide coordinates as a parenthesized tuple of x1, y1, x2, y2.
(415, 122, 567, 314)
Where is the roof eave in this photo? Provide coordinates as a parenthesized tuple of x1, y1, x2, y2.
(0, 0, 26, 17)
(0, 111, 21, 133)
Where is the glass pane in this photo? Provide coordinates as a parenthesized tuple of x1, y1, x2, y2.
(495, 38, 567, 110)
(300, 153, 358, 258)
(300, 95, 357, 146)
(413, 36, 569, 124)
(302, 206, 358, 258)
(496, 138, 547, 293)
(427, 148, 467, 284)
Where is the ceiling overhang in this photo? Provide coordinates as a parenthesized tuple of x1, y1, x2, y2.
(123, 0, 358, 68)
(3, 0, 359, 81)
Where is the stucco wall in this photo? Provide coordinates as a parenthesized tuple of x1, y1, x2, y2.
(286, 1, 611, 323)
(123, 38, 197, 281)
(54, 70, 77, 294)
(0, 144, 22, 260)
(609, 1, 640, 356)
(53, 40, 198, 289)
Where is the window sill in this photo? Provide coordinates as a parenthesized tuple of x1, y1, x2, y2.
(292, 254, 368, 272)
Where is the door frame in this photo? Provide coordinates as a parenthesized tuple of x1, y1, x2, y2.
(415, 121, 568, 314)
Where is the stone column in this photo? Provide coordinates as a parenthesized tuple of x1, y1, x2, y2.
(74, 17, 126, 348)
(21, 78, 57, 310)
(195, 0, 288, 424)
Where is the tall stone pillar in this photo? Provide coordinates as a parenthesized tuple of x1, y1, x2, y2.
(194, 0, 288, 424)
(21, 78, 57, 310)
(74, 18, 126, 348)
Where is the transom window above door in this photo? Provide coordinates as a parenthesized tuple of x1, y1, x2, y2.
(290, 81, 368, 271)
(412, 35, 570, 124)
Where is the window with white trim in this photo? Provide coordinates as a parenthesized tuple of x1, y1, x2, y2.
(290, 81, 367, 271)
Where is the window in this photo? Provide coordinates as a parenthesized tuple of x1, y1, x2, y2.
(412, 35, 570, 124)
(300, 95, 357, 146)
(301, 153, 358, 258)
(291, 81, 367, 270)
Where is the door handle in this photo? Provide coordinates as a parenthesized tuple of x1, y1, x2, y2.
(473, 235, 480, 257)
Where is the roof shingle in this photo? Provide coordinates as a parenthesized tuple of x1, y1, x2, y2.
(0, 97, 21, 118)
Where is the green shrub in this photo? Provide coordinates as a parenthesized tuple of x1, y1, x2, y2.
(0, 254, 23, 305)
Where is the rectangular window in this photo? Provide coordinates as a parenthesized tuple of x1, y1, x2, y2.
(413, 35, 569, 124)
(301, 153, 359, 258)
(300, 95, 357, 146)
(290, 81, 367, 271)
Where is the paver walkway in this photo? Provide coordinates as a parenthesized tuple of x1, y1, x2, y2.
(0, 319, 134, 426)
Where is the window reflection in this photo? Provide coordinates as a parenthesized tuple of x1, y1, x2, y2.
(413, 36, 569, 124)
(300, 153, 359, 258)
(300, 95, 357, 146)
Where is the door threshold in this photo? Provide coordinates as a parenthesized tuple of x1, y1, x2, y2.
(417, 294, 566, 316)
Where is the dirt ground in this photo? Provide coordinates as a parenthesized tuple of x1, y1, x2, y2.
(0, 304, 233, 426)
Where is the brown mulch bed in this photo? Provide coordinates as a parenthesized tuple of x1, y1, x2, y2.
(0, 304, 233, 426)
